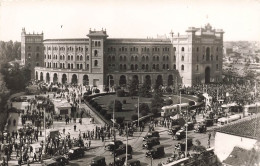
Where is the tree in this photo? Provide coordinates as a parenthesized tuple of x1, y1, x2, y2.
(129, 78, 139, 96)
(139, 80, 151, 97)
(115, 117, 125, 124)
(138, 103, 150, 114)
(108, 100, 122, 112)
(131, 114, 138, 121)
(165, 99, 173, 106)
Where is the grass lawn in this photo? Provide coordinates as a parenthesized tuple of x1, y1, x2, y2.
(93, 94, 195, 121)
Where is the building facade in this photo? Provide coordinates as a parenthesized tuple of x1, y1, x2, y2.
(21, 24, 224, 89)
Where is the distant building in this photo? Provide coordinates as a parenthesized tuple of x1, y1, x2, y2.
(215, 115, 260, 163)
(21, 23, 224, 88)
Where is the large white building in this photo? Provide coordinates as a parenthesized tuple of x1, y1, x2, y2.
(21, 23, 224, 89)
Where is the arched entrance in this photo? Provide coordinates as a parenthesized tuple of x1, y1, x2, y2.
(53, 73, 58, 83)
(168, 75, 173, 86)
(156, 75, 163, 86)
(46, 73, 50, 83)
(35, 71, 38, 80)
(205, 67, 211, 84)
(107, 75, 114, 87)
(71, 74, 78, 84)
(83, 75, 89, 86)
(144, 75, 151, 88)
(40, 72, 43, 81)
(119, 75, 126, 86)
(62, 74, 67, 84)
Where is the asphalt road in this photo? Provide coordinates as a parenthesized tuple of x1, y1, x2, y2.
(69, 125, 214, 166)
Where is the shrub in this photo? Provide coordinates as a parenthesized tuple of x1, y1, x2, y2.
(89, 99, 94, 105)
(100, 109, 107, 116)
(151, 108, 159, 115)
(94, 89, 100, 93)
(84, 95, 91, 101)
(105, 113, 112, 120)
(96, 105, 102, 112)
(108, 100, 122, 112)
(165, 99, 173, 106)
(131, 114, 138, 121)
(104, 87, 109, 93)
(141, 110, 147, 116)
(116, 117, 125, 124)
(189, 101, 195, 106)
(117, 89, 125, 97)
(91, 101, 98, 108)
(122, 99, 126, 104)
(166, 87, 172, 93)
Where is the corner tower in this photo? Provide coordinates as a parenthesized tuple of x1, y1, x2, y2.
(21, 28, 44, 78)
(87, 29, 108, 89)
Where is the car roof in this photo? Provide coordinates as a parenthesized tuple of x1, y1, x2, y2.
(153, 145, 163, 149)
(127, 159, 140, 163)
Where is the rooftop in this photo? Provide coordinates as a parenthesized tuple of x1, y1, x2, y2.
(222, 146, 259, 166)
(216, 114, 260, 139)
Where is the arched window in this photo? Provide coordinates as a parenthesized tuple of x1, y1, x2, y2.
(131, 56, 134, 61)
(131, 64, 134, 70)
(197, 47, 199, 52)
(146, 56, 149, 61)
(94, 60, 98, 66)
(68, 64, 70, 69)
(142, 56, 145, 61)
(80, 64, 83, 69)
(211, 55, 213, 61)
(68, 56, 70, 60)
(120, 56, 122, 61)
(216, 47, 218, 52)
(87, 56, 89, 60)
(120, 64, 122, 70)
(166, 64, 169, 69)
(153, 56, 155, 61)
(181, 47, 185, 51)
(156, 64, 159, 69)
(135, 64, 138, 70)
(173, 47, 176, 51)
(216, 55, 218, 61)
(196, 65, 199, 71)
(206, 47, 210, 61)
(63, 55, 65, 60)
(98, 41, 101, 47)
(142, 64, 145, 69)
(153, 64, 155, 69)
(80, 55, 83, 61)
(163, 56, 165, 61)
(181, 65, 184, 70)
(166, 56, 169, 61)
(157, 56, 159, 61)
(71, 64, 73, 69)
(135, 56, 138, 61)
(71, 56, 73, 60)
(181, 56, 184, 61)
(174, 56, 176, 61)
(146, 64, 149, 70)
(173, 64, 176, 70)
(95, 41, 97, 47)
(94, 50, 98, 56)
(77, 56, 79, 61)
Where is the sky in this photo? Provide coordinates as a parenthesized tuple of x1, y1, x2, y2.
(0, 0, 260, 42)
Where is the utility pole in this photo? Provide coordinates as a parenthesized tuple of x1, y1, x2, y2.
(44, 108, 46, 154)
(138, 97, 140, 127)
(113, 99, 115, 166)
(185, 108, 188, 157)
(151, 156, 153, 166)
(109, 76, 110, 92)
(125, 122, 128, 165)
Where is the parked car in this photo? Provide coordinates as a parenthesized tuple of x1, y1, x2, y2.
(181, 122, 194, 131)
(42, 159, 59, 166)
(105, 140, 123, 151)
(112, 144, 133, 157)
(194, 124, 207, 133)
(89, 156, 106, 166)
(203, 119, 214, 127)
(142, 137, 160, 149)
(173, 129, 186, 140)
(168, 125, 181, 135)
(52, 156, 69, 166)
(65, 147, 84, 160)
(143, 131, 160, 141)
(175, 138, 193, 151)
(145, 145, 165, 159)
(109, 154, 132, 166)
(126, 159, 141, 166)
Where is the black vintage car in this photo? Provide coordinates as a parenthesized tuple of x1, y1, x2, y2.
(181, 122, 194, 131)
(89, 156, 106, 166)
(146, 145, 165, 159)
(109, 154, 132, 166)
(194, 124, 207, 133)
(142, 137, 160, 149)
(65, 147, 84, 160)
(203, 119, 214, 127)
(143, 131, 160, 141)
(52, 156, 69, 166)
(175, 138, 193, 151)
(168, 125, 181, 135)
(112, 144, 133, 157)
(105, 140, 123, 151)
(173, 129, 186, 140)
(126, 159, 141, 166)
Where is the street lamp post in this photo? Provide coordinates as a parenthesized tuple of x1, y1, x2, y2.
(113, 99, 116, 165)
(138, 97, 140, 127)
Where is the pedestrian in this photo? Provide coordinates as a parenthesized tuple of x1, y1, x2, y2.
(33, 152, 37, 162)
(208, 132, 211, 140)
(88, 140, 91, 147)
(74, 125, 76, 131)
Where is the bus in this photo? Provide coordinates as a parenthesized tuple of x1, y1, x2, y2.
(161, 103, 189, 117)
(243, 103, 260, 116)
(217, 114, 241, 126)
